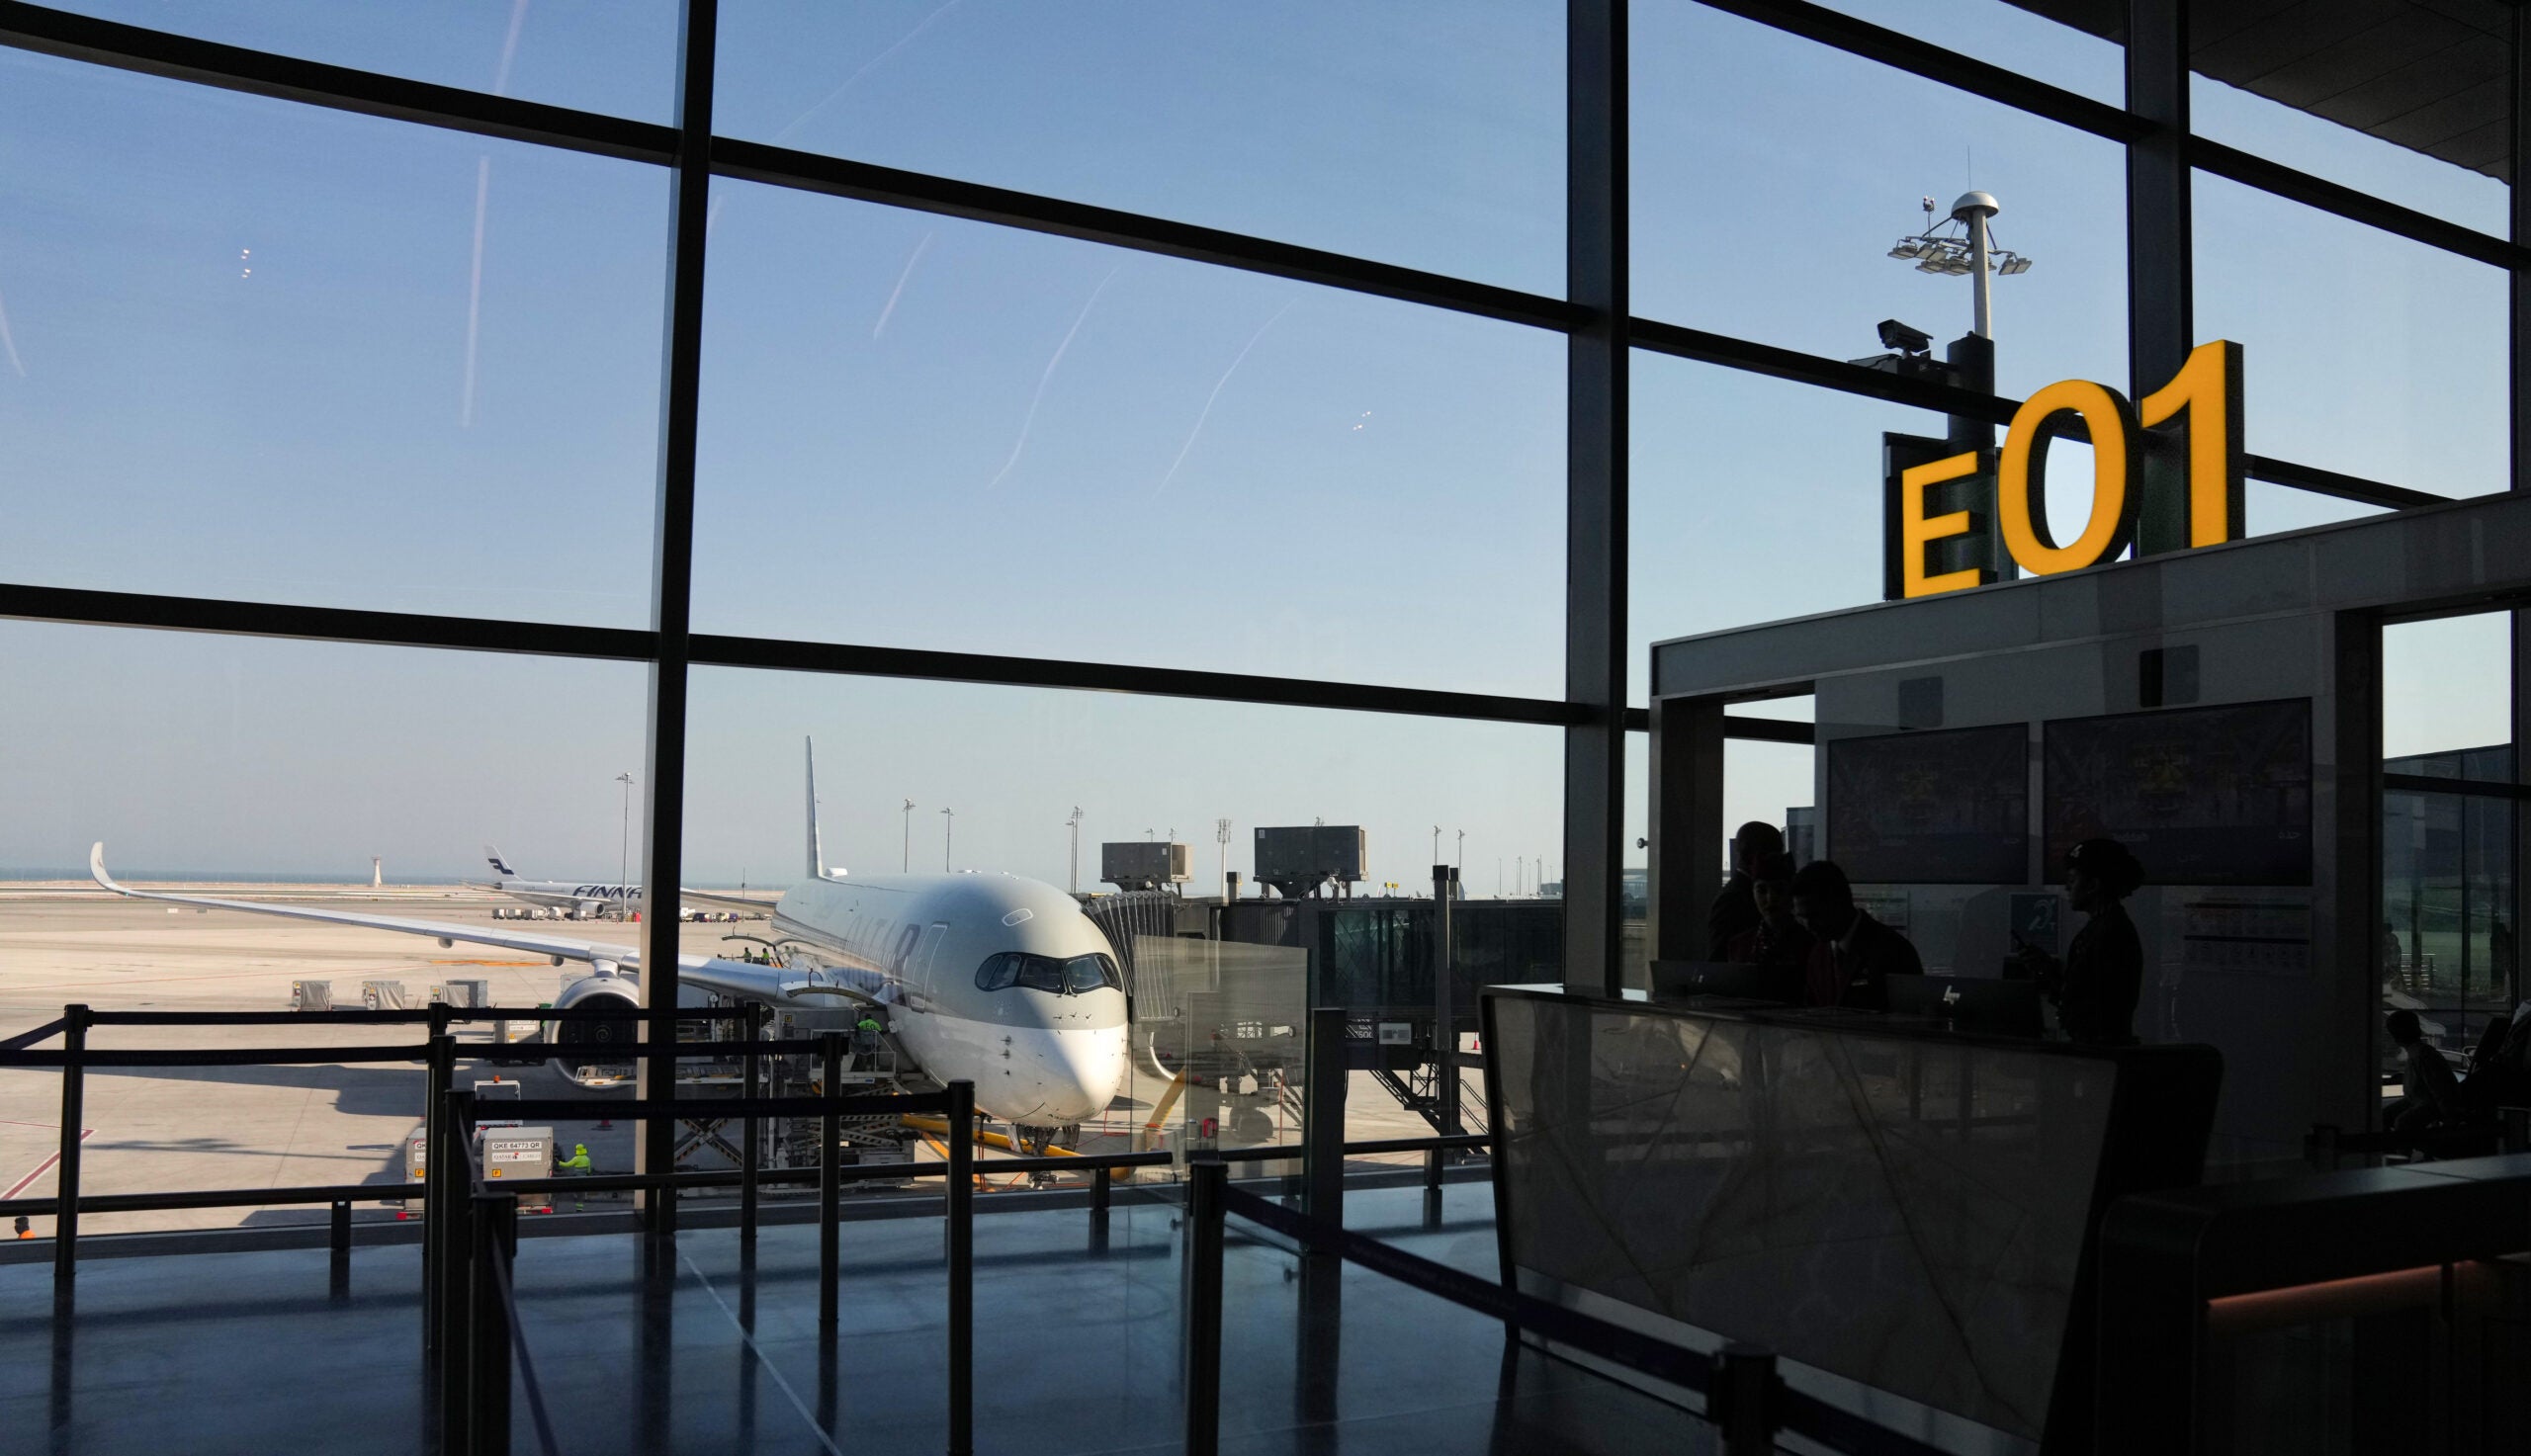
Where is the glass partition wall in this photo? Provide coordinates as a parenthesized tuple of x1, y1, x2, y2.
(2, 0, 2523, 1211)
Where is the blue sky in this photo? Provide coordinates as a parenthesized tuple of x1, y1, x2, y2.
(0, 2, 2512, 886)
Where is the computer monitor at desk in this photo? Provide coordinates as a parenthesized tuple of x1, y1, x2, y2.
(1884, 975, 2045, 1038)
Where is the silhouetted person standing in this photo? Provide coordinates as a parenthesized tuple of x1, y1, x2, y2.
(2012, 838, 2144, 1046)
(2383, 1009, 2463, 1138)
(1789, 860, 1921, 1010)
(1708, 821, 1784, 960)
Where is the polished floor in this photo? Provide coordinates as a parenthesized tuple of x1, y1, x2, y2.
(2, 1183, 1718, 1454)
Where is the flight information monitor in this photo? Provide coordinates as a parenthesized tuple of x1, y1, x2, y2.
(2044, 698, 2313, 886)
(1825, 724, 2030, 885)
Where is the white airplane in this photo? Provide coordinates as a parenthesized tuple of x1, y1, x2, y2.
(475, 845, 645, 919)
(88, 740, 1131, 1138)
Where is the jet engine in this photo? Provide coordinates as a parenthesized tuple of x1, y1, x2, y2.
(547, 970, 643, 1084)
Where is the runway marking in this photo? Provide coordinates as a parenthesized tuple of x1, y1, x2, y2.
(680, 1253, 846, 1456)
(4, 1129, 94, 1200)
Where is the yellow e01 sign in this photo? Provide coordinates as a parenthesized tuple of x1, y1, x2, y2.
(1884, 341, 2242, 599)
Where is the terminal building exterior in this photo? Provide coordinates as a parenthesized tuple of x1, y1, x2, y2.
(4, 2, 2530, 1452)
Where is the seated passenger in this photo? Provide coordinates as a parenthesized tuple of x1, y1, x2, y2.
(1723, 851, 1813, 968)
(2383, 1009, 2464, 1139)
(1789, 861, 1922, 1011)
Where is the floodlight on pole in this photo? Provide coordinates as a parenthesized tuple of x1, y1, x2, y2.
(1885, 191, 2031, 342)
(902, 799, 916, 873)
(940, 806, 954, 872)
(615, 772, 636, 888)
(1066, 807, 1084, 895)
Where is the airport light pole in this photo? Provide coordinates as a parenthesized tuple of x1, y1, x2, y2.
(615, 772, 635, 887)
(1455, 829, 1464, 870)
(1215, 817, 1231, 903)
(1885, 192, 2031, 343)
(903, 799, 916, 873)
(1067, 807, 1084, 895)
(941, 807, 955, 872)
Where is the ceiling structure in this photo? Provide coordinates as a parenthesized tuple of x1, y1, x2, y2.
(2008, 0, 2512, 182)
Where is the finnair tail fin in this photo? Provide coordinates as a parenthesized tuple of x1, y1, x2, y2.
(804, 737, 829, 880)
(483, 843, 517, 879)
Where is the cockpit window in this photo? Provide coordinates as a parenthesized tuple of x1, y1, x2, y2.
(973, 951, 1122, 994)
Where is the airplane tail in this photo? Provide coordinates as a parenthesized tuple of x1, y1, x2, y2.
(804, 737, 829, 880)
(483, 843, 517, 879)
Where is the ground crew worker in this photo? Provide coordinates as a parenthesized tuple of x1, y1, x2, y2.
(854, 1012, 883, 1070)
(557, 1143, 591, 1173)
(13, 1215, 29, 1239)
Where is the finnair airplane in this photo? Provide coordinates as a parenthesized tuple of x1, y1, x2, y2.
(475, 845, 645, 919)
(88, 741, 1130, 1140)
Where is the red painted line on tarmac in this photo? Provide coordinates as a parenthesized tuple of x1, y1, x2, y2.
(4, 1129, 94, 1200)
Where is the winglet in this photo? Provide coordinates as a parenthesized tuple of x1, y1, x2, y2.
(90, 842, 127, 896)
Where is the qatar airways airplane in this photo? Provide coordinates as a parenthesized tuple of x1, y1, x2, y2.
(88, 741, 1130, 1142)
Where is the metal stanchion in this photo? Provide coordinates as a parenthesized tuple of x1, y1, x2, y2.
(742, 1004, 764, 1243)
(53, 1003, 88, 1296)
(468, 1192, 514, 1456)
(1423, 1144, 1444, 1229)
(1091, 1162, 1112, 1252)
(819, 1032, 842, 1330)
(1183, 1155, 1227, 1456)
(423, 1029, 454, 1352)
(438, 1088, 479, 1455)
(1709, 1344, 1783, 1456)
(1302, 1005, 1346, 1253)
(947, 1079, 975, 1456)
(329, 1198, 352, 1302)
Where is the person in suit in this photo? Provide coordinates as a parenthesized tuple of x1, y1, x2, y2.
(1789, 860, 1922, 1010)
(2011, 838, 2145, 1046)
(1723, 851, 1814, 968)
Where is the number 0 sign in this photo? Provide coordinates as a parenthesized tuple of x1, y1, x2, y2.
(1895, 340, 2243, 599)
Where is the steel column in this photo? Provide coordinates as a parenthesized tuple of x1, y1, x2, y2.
(742, 1003, 762, 1242)
(1563, 0, 1628, 997)
(468, 1193, 513, 1456)
(423, 1030, 453, 1352)
(633, 0, 717, 1241)
(2126, 0, 2193, 557)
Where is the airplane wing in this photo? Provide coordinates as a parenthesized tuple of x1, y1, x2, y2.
(91, 841, 637, 969)
(90, 843, 848, 1011)
(677, 887, 784, 914)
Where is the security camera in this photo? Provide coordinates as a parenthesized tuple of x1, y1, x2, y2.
(1876, 318, 1935, 356)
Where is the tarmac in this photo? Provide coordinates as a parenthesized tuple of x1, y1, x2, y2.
(0, 883, 1449, 1238)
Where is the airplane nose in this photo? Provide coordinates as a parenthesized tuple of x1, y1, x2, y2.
(1026, 1024, 1129, 1124)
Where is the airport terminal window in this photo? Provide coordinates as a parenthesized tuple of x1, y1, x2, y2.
(1631, 1, 2130, 399)
(32, 0, 682, 122)
(973, 952, 1121, 994)
(1797, 0, 2124, 104)
(712, 0, 1564, 297)
(2190, 71, 2508, 240)
(2196, 172, 2507, 502)
(691, 184, 1565, 698)
(0, 48, 668, 627)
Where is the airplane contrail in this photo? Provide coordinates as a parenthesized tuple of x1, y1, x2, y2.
(773, 0, 963, 144)
(1155, 299, 1295, 496)
(492, 0, 529, 96)
(990, 264, 1120, 489)
(461, 156, 489, 428)
(872, 230, 933, 339)
(0, 284, 26, 378)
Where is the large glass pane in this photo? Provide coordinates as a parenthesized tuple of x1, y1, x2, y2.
(1633, 1, 2129, 398)
(0, 621, 651, 1235)
(694, 186, 1566, 697)
(40, 0, 679, 121)
(2192, 64, 2507, 238)
(0, 50, 667, 625)
(1630, 356, 1951, 704)
(682, 667, 1560, 1163)
(2384, 611, 2513, 773)
(714, 0, 1564, 296)
(2195, 172, 2507, 500)
(1803, 0, 2124, 103)
(2382, 792, 2515, 1070)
